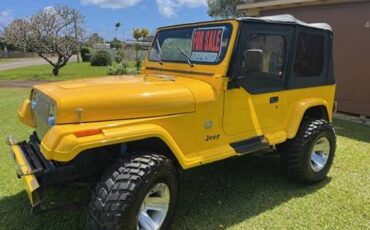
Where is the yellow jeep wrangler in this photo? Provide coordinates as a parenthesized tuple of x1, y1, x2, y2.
(8, 15, 336, 229)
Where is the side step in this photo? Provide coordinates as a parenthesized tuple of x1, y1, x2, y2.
(230, 136, 271, 155)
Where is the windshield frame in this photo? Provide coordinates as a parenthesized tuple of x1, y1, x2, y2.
(148, 23, 234, 66)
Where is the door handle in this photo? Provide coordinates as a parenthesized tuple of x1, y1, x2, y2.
(270, 96, 279, 104)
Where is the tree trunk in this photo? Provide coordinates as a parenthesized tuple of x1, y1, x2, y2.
(52, 67, 60, 76)
(76, 52, 80, 63)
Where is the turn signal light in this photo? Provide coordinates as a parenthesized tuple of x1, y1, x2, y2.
(75, 129, 102, 137)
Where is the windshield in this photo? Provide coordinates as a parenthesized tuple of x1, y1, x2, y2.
(149, 24, 232, 64)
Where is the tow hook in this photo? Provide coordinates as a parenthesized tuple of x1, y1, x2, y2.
(6, 136, 17, 146)
(16, 168, 42, 178)
(6, 136, 25, 146)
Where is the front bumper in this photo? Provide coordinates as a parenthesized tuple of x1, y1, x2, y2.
(7, 136, 43, 207)
(6, 133, 73, 208)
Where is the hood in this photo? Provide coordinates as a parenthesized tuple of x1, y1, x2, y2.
(34, 75, 196, 124)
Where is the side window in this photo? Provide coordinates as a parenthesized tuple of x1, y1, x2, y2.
(243, 34, 286, 78)
(293, 32, 325, 77)
(232, 32, 287, 93)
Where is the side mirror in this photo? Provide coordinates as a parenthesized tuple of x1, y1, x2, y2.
(228, 49, 264, 89)
(244, 49, 263, 73)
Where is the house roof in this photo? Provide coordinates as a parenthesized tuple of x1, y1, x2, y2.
(237, 0, 368, 15)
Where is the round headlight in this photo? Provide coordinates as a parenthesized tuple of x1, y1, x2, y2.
(48, 103, 56, 126)
(31, 90, 37, 110)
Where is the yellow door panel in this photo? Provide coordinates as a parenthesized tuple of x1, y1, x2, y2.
(251, 92, 286, 133)
(222, 88, 257, 136)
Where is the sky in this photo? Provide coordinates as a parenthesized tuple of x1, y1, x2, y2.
(0, 0, 211, 40)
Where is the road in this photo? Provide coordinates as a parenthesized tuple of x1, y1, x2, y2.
(0, 55, 77, 71)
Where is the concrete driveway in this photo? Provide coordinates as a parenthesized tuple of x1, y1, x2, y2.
(0, 55, 77, 71)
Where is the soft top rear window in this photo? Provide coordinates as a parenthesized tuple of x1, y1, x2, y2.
(148, 24, 232, 64)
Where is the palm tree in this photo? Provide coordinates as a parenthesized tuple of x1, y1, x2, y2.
(133, 28, 142, 61)
(132, 28, 149, 71)
(115, 22, 121, 39)
(141, 28, 149, 40)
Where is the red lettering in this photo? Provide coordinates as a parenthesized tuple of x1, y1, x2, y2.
(212, 30, 217, 51)
(192, 32, 197, 50)
(192, 29, 223, 52)
(209, 30, 214, 51)
(193, 31, 205, 51)
(210, 30, 215, 51)
(198, 31, 204, 50)
(205, 31, 209, 51)
(214, 30, 221, 51)
(195, 32, 200, 50)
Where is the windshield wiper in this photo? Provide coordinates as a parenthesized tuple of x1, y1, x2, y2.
(156, 39, 163, 65)
(177, 47, 194, 67)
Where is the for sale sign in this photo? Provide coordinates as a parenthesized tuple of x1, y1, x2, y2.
(190, 27, 224, 63)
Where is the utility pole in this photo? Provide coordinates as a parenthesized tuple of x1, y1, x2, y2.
(73, 12, 80, 63)
(121, 27, 125, 60)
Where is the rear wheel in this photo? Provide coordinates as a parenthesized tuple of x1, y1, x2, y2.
(281, 119, 336, 183)
(87, 153, 177, 230)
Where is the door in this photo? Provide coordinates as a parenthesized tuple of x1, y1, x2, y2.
(223, 22, 294, 137)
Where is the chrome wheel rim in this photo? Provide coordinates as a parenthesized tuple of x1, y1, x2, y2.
(310, 137, 330, 172)
(137, 183, 170, 230)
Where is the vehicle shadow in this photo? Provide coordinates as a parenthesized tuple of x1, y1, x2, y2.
(0, 186, 89, 230)
(171, 154, 331, 229)
(0, 154, 330, 230)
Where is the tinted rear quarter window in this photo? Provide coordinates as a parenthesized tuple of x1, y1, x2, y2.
(293, 32, 325, 77)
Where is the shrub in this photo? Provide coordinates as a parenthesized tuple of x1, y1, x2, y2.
(80, 48, 91, 62)
(90, 50, 112, 66)
(114, 55, 123, 63)
(108, 61, 129, 75)
(115, 49, 125, 63)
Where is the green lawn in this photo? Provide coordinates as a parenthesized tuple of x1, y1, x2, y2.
(0, 88, 369, 230)
(0, 62, 137, 81)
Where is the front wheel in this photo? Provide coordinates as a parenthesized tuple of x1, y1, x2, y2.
(281, 119, 336, 184)
(87, 153, 178, 230)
